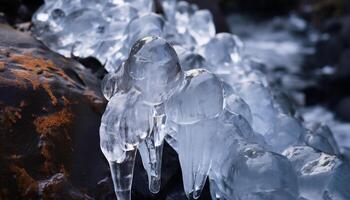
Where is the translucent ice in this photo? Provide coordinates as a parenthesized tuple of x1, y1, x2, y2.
(109, 149, 137, 200)
(188, 10, 216, 46)
(224, 93, 253, 124)
(165, 69, 224, 198)
(102, 89, 154, 151)
(32, 0, 156, 72)
(165, 69, 223, 125)
(100, 36, 185, 199)
(232, 147, 299, 200)
(138, 134, 164, 193)
(197, 33, 244, 74)
(283, 146, 343, 200)
(127, 14, 165, 48)
(211, 143, 299, 200)
(101, 63, 130, 100)
(323, 163, 350, 200)
(126, 36, 183, 105)
(173, 1, 198, 34)
(305, 124, 340, 156)
(100, 92, 140, 200)
(235, 81, 304, 152)
(175, 47, 208, 71)
(121, 0, 154, 14)
(177, 118, 219, 198)
(138, 104, 167, 193)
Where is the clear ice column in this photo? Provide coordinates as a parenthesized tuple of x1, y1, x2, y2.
(139, 105, 166, 193)
(109, 149, 137, 200)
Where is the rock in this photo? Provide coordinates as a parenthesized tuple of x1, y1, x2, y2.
(302, 13, 350, 111)
(221, 0, 298, 17)
(337, 48, 350, 78)
(307, 36, 344, 70)
(74, 56, 106, 80)
(335, 97, 350, 122)
(0, 0, 43, 24)
(0, 24, 107, 199)
(340, 16, 350, 45)
(297, 0, 345, 27)
(0, 12, 7, 24)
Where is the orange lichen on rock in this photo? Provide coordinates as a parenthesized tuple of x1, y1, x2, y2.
(34, 109, 74, 174)
(41, 82, 58, 106)
(11, 68, 41, 90)
(0, 61, 5, 71)
(9, 53, 75, 84)
(61, 96, 70, 106)
(9, 165, 39, 196)
(3, 52, 79, 106)
(33, 108, 73, 136)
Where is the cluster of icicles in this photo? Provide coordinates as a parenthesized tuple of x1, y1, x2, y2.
(32, 0, 349, 200)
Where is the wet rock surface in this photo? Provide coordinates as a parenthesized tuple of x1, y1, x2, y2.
(0, 24, 106, 199)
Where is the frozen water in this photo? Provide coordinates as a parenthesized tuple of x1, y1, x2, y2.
(138, 104, 167, 193)
(305, 124, 340, 156)
(224, 93, 253, 124)
(101, 63, 132, 100)
(232, 146, 299, 199)
(165, 69, 224, 198)
(126, 36, 183, 105)
(197, 33, 244, 74)
(177, 118, 218, 198)
(33, 0, 350, 200)
(211, 143, 299, 200)
(175, 47, 208, 71)
(173, 1, 197, 34)
(100, 36, 184, 197)
(32, 0, 155, 72)
(109, 149, 137, 200)
(283, 146, 346, 200)
(299, 106, 350, 160)
(283, 146, 321, 171)
(121, 0, 154, 14)
(138, 135, 164, 193)
(323, 163, 350, 200)
(188, 10, 216, 46)
(165, 69, 223, 125)
(127, 14, 165, 49)
(102, 89, 154, 151)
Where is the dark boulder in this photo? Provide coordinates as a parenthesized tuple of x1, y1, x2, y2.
(0, 24, 107, 199)
(335, 97, 350, 122)
(220, 0, 298, 18)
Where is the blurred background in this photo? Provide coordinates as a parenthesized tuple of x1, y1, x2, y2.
(0, 0, 349, 199)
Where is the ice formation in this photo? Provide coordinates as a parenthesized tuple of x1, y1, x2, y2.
(32, 0, 350, 200)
